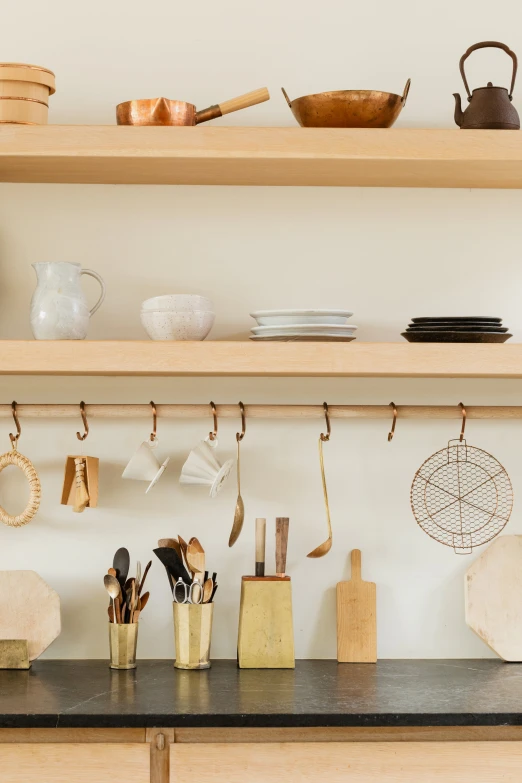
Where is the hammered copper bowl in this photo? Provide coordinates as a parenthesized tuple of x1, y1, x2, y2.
(282, 79, 410, 128)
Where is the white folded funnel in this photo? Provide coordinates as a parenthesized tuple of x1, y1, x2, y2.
(180, 438, 233, 498)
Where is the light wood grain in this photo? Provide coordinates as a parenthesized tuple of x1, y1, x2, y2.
(173, 725, 522, 743)
(0, 728, 146, 743)
(0, 403, 520, 419)
(170, 741, 522, 782)
(0, 743, 149, 782)
(337, 550, 376, 663)
(0, 341, 521, 377)
(4, 127, 522, 187)
(147, 728, 175, 783)
(218, 88, 269, 116)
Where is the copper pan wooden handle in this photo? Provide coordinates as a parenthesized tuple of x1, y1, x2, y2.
(401, 78, 411, 105)
(196, 87, 270, 124)
(219, 87, 270, 116)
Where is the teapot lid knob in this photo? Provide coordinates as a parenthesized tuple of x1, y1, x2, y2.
(487, 81, 493, 87)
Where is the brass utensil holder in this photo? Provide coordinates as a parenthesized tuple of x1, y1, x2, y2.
(237, 576, 295, 669)
(173, 603, 213, 670)
(109, 623, 138, 670)
(0, 640, 30, 669)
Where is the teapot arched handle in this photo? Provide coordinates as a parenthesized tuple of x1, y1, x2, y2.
(81, 269, 106, 317)
(460, 41, 518, 100)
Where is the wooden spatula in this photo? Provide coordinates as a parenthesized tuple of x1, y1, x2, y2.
(336, 549, 376, 663)
(186, 538, 205, 582)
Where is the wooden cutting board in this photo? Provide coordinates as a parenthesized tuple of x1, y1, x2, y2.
(0, 571, 61, 661)
(336, 549, 376, 663)
(466, 535, 522, 661)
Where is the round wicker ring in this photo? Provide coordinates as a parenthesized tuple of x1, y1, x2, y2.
(0, 449, 41, 527)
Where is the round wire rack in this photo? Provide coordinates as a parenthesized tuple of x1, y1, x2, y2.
(411, 439, 513, 554)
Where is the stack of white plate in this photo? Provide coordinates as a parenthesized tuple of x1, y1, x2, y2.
(249, 310, 357, 341)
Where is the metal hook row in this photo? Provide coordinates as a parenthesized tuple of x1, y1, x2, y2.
(387, 401, 467, 442)
(7, 400, 469, 445)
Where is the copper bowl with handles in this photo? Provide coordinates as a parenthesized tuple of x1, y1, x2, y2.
(282, 79, 410, 128)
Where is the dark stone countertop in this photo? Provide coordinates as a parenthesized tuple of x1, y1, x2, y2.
(1, 659, 522, 729)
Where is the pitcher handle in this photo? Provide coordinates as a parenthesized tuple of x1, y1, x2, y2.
(459, 41, 518, 100)
(81, 269, 106, 316)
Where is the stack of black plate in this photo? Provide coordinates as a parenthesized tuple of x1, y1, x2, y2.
(402, 317, 512, 343)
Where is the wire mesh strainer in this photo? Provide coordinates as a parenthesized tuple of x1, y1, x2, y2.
(410, 404, 513, 554)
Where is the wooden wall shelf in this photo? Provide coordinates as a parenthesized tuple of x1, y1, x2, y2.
(0, 341, 520, 377)
(1, 126, 522, 188)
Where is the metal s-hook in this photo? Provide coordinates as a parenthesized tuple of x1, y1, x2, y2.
(459, 402, 466, 442)
(76, 401, 89, 441)
(209, 401, 218, 441)
(236, 401, 246, 442)
(9, 401, 21, 448)
(150, 401, 157, 442)
(320, 402, 331, 442)
(388, 402, 397, 442)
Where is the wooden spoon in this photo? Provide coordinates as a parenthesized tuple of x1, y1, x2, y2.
(229, 437, 244, 547)
(178, 536, 189, 569)
(108, 605, 114, 622)
(140, 591, 150, 611)
(202, 578, 213, 603)
(108, 567, 117, 578)
(138, 560, 152, 596)
(186, 538, 205, 581)
(103, 574, 121, 624)
(307, 437, 332, 558)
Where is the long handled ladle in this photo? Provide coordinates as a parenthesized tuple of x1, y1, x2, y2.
(307, 403, 333, 558)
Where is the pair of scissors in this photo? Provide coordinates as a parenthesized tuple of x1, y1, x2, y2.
(173, 577, 203, 604)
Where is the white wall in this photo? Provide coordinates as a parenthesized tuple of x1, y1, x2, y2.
(1, 0, 522, 660)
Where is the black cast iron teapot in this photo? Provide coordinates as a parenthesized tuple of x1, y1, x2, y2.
(454, 41, 520, 129)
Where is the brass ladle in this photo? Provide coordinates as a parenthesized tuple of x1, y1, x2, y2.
(307, 403, 332, 558)
(229, 402, 246, 547)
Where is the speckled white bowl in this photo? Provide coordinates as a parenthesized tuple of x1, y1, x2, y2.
(141, 295, 214, 313)
(141, 309, 215, 341)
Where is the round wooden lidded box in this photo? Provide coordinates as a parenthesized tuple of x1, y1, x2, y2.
(0, 62, 55, 124)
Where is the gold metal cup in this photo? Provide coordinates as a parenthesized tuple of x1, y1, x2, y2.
(109, 623, 138, 670)
(173, 603, 213, 670)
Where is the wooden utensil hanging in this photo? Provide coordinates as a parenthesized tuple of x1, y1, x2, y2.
(60, 402, 99, 512)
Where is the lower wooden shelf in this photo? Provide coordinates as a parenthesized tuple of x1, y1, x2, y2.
(0, 341, 519, 378)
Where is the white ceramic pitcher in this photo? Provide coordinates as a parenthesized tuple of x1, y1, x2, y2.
(30, 262, 106, 340)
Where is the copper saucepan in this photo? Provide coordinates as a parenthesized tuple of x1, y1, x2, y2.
(281, 80, 410, 128)
(117, 87, 269, 126)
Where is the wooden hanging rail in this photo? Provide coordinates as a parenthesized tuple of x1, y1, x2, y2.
(0, 404, 520, 420)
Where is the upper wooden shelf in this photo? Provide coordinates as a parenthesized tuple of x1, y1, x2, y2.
(0, 341, 520, 377)
(1, 126, 522, 188)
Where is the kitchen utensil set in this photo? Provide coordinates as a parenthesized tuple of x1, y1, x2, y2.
(250, 309, 357, 342)
(402, 316, 512, 343)
(154, 536, 218, 604)
(103, 548, 152, 624)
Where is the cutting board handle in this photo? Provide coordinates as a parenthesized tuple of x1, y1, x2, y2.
(351, 549, 362, 581)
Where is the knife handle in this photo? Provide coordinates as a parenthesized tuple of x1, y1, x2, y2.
(275, 517, 289, 576)
(255, 518, 266, 577)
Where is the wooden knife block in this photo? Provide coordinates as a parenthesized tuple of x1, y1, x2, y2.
(237, 576, 295, 669)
